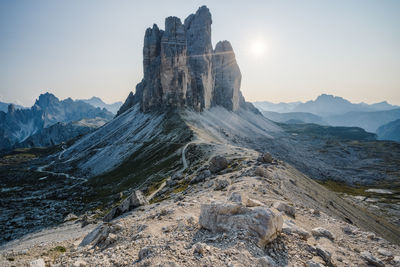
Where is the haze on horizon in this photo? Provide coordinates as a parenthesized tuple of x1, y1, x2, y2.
(0, 0, 399, 107)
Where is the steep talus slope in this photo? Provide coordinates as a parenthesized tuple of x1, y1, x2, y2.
(181, 108, 400, 243)
(182, 107, 281, 145)
(53, 105, 187, 178)
(278, 164, 400, 244)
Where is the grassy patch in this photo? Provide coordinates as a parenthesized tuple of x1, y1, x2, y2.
(149, 195, 170, 204)
(317, 180, 369, 196)
(145, 177, 169, 196)
(51, 246, 66, 253)
(172, 182, 189, 194)
(318, 180, 400, 204)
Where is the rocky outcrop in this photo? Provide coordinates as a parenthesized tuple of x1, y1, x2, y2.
(209, 155, 229, 173)
(199, 201, 283, 247)
(103, 190, 148, 222)
(117, 6, 257, 115)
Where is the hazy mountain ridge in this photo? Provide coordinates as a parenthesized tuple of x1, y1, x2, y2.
(0, 93, 114, 150)
(255, 94, 400, 140)
(325, 108, 400, 133)
(254, 94, 398, 115)
(16, 118, 108, 149)
(261, 111, 328, 125)
(0, 102, 24, 113)
(81, 97, 122, 114)
(377, 119, 400, 142)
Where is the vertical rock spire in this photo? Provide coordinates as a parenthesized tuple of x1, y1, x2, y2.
(117, 6, 254, 116)
(212, 40, 241, 111)
(185, 5, 213, 111)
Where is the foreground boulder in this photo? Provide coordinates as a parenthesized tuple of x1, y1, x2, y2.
(273, 201, 296, 218)
(360, 251, 385, 267)
(209, 155, 229, 173)
(311, 227, 335, 241)
(79, 223, 110, 247)
(29, 259, 45, 267)
(103, 190, 148, 222)
(258, 152, 273, 163)
(79, 222, 122, 248)
(283, 220, 310, 240)
(199, 200, 283, 247)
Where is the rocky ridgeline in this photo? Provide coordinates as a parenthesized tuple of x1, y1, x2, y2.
(2, 152, 400, 266)
(117, 6, 257, 115)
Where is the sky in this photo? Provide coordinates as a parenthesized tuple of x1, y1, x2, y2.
(0, 0, 399, 107)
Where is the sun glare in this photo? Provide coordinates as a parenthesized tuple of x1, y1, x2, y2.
(250, 40, 266, 57)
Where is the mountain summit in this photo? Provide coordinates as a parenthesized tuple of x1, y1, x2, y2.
(52, 6, 272, 179)
(117, 6, 254, 115)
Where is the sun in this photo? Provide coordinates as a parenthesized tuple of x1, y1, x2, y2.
(250, 40, 266, 57)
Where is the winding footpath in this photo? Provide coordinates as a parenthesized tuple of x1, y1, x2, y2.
(36, 147, 88, 185)
(146, 140, 197, 201)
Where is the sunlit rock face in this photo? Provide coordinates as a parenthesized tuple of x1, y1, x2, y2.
(117, 6, 253, 115)
(212, 41, 242, 111)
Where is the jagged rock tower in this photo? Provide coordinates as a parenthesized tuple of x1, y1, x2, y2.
(117, 6, 253, 115)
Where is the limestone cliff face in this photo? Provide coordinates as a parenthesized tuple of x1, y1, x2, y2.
(212, 41, 241, 111)
(117, 6, 255, 115)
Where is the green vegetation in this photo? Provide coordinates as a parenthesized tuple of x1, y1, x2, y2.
(317, 180, 370, 196)
(172, 181, 189, 194)
(318, 180, 400, 204)
(146, 177, 169, 196)
(0, 145, 62, 165)
(149, 195, 170, 204)
(51, 246, 66, 253)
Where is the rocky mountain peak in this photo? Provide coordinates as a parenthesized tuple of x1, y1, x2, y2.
(117, 6, 255, 116)
(35, 92, 59, 108)
(7, 104, 15, 114)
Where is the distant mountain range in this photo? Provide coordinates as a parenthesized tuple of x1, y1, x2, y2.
(261, 111, 328, 125)
(0, 93, 114, 150)
(254, 94, 398, 115)
(254, 94, 400, 142)
(0, 102, 24, 113)
(376, 119, 400, 142)
(16, 117, 108, 148)
(81, 97, 122, 114)
(325, 108, 400, 133)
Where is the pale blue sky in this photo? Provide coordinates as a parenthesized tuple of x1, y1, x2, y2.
(1, 0, 399, 106)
